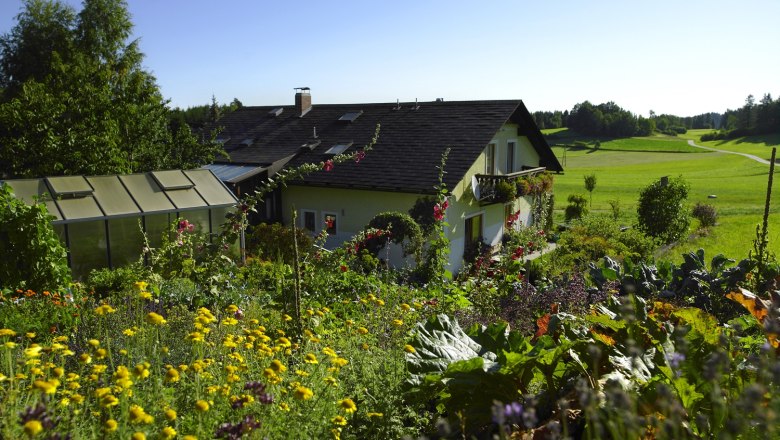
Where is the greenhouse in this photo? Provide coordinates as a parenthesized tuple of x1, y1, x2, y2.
(2, 169, 239, 279)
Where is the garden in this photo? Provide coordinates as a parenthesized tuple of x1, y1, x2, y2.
(2, 147, 780, 439)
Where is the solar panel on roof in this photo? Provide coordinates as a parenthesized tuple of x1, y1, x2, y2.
(338, 111, 363, 122)
(151, 170, 194, 190)
(325, 142, 353, 155)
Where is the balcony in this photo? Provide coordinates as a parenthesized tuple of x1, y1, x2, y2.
(473, 166, 547, 204)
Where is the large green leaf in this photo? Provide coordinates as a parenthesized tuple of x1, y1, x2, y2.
(406, 314, 497, 387)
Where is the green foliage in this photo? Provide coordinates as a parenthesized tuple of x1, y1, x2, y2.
(553, 215, 657, 270)
(691, 202, 718, 228)
(86, 264, 147, 299)
(415, 149, 452, 285)
(408, 197, 437, 237)
(493, 179, 516, 203)
(247, 222, 314, 265)
(607, 198, 621, 220)
(365, 211, 423, 259)
(564, 193, 588, 223)
(0, 184, 71, 291)
(0, 0, 224, 177)
(636, 176, 691, 243)
(584, 173, 596, 206)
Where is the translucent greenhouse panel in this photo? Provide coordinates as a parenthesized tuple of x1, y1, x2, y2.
(108, 217, 144, 268)
(144, 213, 170, 250)
(180, 210, 210, 235)
(68, 221, 108, 279)
(210, 207, 240, 256)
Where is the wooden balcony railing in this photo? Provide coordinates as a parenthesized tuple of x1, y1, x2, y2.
(474, 166, 546, 203)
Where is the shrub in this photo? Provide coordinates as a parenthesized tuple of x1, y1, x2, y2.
(636, 176, 691, 243)
(365, 211, 423, 259)
(692, 202, 718, 228)
(564, 194, 589, 222)
(87, 265, 149, 299)
(493, 180, 516, 203)
(515, 177, 531, 196)
(247, 222, 314, 264)
(608, 199, 621, 220)
(0, 184, 71, 291)
(553, 214, 657, 269)
(408, 197, 437, 236)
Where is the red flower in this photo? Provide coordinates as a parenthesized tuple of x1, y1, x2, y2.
(433, 204, 445, 221)
(442, 199, 449, 211)
(340, 264, 348, 272)
(354, 151, 366, 163)
(323, 160, 334, 171)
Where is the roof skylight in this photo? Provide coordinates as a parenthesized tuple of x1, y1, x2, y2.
(325, 142, 353, 155)
(338, 110, 363, 122)
(268, 107, 284, 117)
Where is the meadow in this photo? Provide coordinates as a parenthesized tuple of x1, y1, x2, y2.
(547, 129, 780, 262)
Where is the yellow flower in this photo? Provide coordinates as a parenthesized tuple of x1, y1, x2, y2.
(226, 304, 239, 313)
(24, 420, 43, 437)
(0, 328, 17, 337)
(131, 433, 147, 440)
(165, 368, 180, 383)
(360, 343, 369, 351)
(400, 303, 411, 312)
(26, 332, 36, 339)
(160, 426, 177, 440)
(332, 415, 347, 426)
(279, 402, 290, 411)
(404, 344, 416, 353)
(357, 327, 369, 335)
(322, 347, 337, 357)
(338, 398, 357, 413)
(138, 290, 152, 300)
(270, 359, 287, 373)
(24, 345, 43, 358)
(164, 409, 177, 421)
(100, 394, 119, 408)
(276, 337, 291, 348)
(295, 369, 310, 377)
(324, 376, 338, 387)
(52, 367, 64, 378)
(304, 353, 318, 364)
(129, 404, 154, 424)
(78, 353, 92, 364)
(95, 348, 107, 359)
(123, 328, 137, 337)
(33, 379, 60, 394)
(188, 332, 205, 342)
(331, 428, 342, 440)
(145, 312, 167, 326)
(392, 319, 404, 327)
(133, 363, 150, 379)
(374, 299, 385, 306)
(293, 386, 313, 400)
(182, 436, 198, 440)
(282, 314, 293, 322)
(331, 357, 349, 368)
(104, 419, 118, 432)
(221, 317, 238, 326)
(345, 319, 354, 327)
(4, 341, 17, 349)
(367, 412, 384, 418)
(194, 400, 210, 412)
(134, 281, 149, 292)
(94, 304, 116, 315)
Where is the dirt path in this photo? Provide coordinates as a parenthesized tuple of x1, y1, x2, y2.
(687, 139, 772, 165)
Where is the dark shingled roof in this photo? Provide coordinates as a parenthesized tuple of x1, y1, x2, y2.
(214, 99, 562, 194)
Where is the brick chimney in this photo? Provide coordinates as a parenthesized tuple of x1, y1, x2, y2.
(294, 87, 311, 117)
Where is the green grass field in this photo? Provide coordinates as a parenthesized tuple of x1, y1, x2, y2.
(681, 129, 780, 161)
(545, 129, 780, 262)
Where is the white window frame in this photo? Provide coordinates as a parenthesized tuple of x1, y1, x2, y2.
(506, 139, 517, 174)
(485, 142, 496, 174)
(300, 209, 317, 233)
(322, 211, 339, 235)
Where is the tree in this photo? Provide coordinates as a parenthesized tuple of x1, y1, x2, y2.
(636, 176, 691, 243)
(0, 0, 224, 178)
(0, 183, 72, 291)
(584, 173, 597, 207)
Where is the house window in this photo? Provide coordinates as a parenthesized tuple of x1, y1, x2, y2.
(323, 212, 338, 235)
(301, 210, 316, 232)
(464, 213, 483, 246)
(485, 143, 496, 174)
(506, 141, 516, 173)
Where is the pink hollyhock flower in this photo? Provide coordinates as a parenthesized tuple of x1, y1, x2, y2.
(323, 160, 334, 171)
(433, 204, 444, 221)
(354, 151, 366, 163)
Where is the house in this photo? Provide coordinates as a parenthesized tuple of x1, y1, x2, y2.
(208, 89, 562, 273)
(2, 169, 239, 279)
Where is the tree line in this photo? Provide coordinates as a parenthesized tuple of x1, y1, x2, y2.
(0, 0, 227, 179)
(533, 95, 779, 139)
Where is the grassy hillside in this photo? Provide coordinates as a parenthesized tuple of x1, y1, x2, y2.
(545, 129, 780, 262)
(682, 129, 780, 160)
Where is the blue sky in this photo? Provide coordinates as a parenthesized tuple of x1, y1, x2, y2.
(1, 0, 778, 116)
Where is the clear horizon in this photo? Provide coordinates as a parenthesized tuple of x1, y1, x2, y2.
(1, 0, 778, 117)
